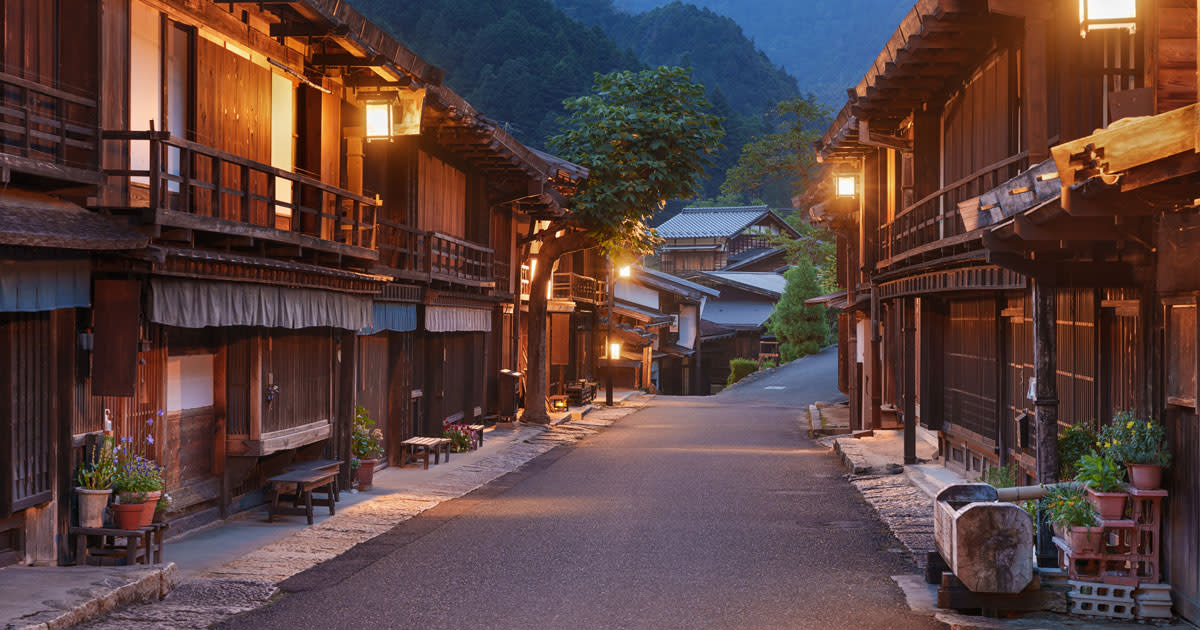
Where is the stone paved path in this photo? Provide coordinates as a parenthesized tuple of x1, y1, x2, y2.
(78, 404, 641, 629)
(848, 474, 936, 568)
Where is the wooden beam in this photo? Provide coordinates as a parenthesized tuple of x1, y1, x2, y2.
(859, 119, 913, 151)
(311, 53, 388, 67)
(1052, 103, 1197, 187)
(1022, 16, 1049, 162)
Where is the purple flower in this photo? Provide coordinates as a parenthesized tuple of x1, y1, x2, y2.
(157, 409, 165, 417)
(147, 418, 153, 426)
(146, 435, 155, 445)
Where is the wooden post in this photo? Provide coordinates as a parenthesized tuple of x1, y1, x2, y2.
(869, 288, 882, 430)
(1033, 280, 1059, 484)
(248, 335, 262, 442)
(903, 297, 917, 465)
(336, 331, 358, 489)
(1023, 16, 1049, 163)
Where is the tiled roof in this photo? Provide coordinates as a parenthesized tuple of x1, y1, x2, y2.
(698, 271, 787, 297)
(655, 205, 769, 239)
(701, 300, 775, 329)
(0, 189, 148, 250)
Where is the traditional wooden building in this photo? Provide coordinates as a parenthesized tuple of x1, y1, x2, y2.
(814, 0, 1199, 619)
(656, 205, 799, 275)
(0, 0, 581, 566)
(692, 271, 786, 392)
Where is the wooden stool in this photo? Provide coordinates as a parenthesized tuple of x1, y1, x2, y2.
(467, 424, 485, 449)
(401, 437, 452, 469)
(70, 523, 168, 566)
(266, 469, 338, 525)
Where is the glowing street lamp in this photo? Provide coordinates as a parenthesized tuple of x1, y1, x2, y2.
(363, 95, 395, 142)
(609, 342, 622, 360)
(618, 265, 632, 278)
(835, 174, 858, 199)
(1079, 0, 1137, 37)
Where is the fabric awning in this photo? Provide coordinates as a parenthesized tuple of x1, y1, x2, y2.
(149, 278, 372, 330)
(0, 258, 89, 312)
(0, 189, 148, 250)
(360, 302, 418, 335)
(426, 305, 492, 333)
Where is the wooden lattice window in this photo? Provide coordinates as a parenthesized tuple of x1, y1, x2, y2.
(1166, 298, 1197, 408)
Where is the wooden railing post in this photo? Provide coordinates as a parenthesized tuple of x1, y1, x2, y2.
(239, 163, 251, 223)
(148, 135, 161, 213)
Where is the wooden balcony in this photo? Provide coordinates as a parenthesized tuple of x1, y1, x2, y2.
(0, 70, 99, 184)
(99, 131, 377, 262)
(553, 272, 605, 305)
(879, 152, 1028, 264)
(375, 221, 495, 290)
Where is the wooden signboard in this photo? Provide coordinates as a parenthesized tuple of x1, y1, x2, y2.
(92, 279, 140, 397)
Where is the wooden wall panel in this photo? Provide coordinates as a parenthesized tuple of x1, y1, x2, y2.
(1056, 288, 1096, 427)
(263, 329, 333, 434)
(943, 297, 999, 443)
(942, 50, 1012, 185)
(1, 313, 56, 514)
(92, 279, 140, 397)
(417, 150, 466, 237)
(357, 334, 389, 457)
(1155, 1, 1197, 113)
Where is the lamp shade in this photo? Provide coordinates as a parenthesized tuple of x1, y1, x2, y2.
(1080, 0, 1136, 36)
(364, 100, 392, 141)
(835, 174, 857, 198)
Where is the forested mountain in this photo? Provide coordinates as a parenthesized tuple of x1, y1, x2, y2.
(349, 0, 803, 199)
(608, 0, 912, 109)
(351, 0, 642, 143)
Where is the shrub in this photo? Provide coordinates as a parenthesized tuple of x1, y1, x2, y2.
(442, 420, 477, 453)
(1099, 411, 1171, 467)
(980, 463, 1019, 489)
(760, 359, 778, 369)
(1058, 422, 1099, 480)
(727, 358, 758, 386)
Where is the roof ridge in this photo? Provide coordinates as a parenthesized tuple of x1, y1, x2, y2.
(679, 205, 768, 213)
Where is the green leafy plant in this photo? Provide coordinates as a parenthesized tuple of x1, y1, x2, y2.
(727, 358, 758, 387)
(1075, 453, 1125, 493)
(766, 259, 829, 362)
(1099, 412, 1171, 467)
(112, 444, 164, 504)
(760, 358, 778, 370)
(980, 463, 1019, 489)
(352, 405, 384, 460)
(76, 439, 117, 490)
(1058, 422, 1099, 480)
(1042, 484, 1098, 530)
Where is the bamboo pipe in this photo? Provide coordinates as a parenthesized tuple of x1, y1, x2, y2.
(994, 481, 1083, 502)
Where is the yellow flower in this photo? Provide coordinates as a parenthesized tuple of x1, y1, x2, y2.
(1127, 421, 1135, 429)
(1104, 442, 1112, 449)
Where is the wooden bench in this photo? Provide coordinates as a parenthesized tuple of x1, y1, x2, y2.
(266, 469, 337, 525)
(70, 523, 168, 566)
(467, 424, 485, 450)
(400, 436, 451, 469)
(284, 458, 344, 502)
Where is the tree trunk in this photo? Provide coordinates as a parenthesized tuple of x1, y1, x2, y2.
(522, 231, 592, 424)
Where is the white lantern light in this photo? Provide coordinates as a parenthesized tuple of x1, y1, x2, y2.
(1079, 0, 1137, 37)
(364, 98, 393, 141)
(618, 265, 632, 278)
(609, 342, 622, 360)
(835, 174, 858, 199)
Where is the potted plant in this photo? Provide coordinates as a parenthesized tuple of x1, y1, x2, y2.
(1044, 484, 1102, 553)
(112, 441, 165, 529)
(1075, 453, 1127, 520)
(75, 440, 117, 528)
(1099, 412, 1171, 490)
(442, 419, 477, 454)
(1058, 422, 1099, 480)
(351, 406, 383, 490)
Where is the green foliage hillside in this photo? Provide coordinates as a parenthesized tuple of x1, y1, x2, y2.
(605, 0, 912, 109)
(350, 0, 642, 143)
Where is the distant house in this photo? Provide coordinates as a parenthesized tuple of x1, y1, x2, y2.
(603, 267, 719, 395)
(692, 271, 788, 392)
(655, 206, 800, 275)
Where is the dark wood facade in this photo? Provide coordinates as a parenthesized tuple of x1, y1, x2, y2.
(0, 0, 582, 566)
(815, 0, 1200, 620)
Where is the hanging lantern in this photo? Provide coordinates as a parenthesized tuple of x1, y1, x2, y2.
(1079, 0, 1137, 37)
(835, 174, 858, 199)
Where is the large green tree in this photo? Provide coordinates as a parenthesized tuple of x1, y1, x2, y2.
(720, 96, 829, 205)
(767, 259, 829, 363)
(519, 66, 723, 423)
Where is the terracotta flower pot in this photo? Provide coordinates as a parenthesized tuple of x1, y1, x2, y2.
(1086, 487, 1127, 520)
(112, 502, 147, 530)
(1069, 526, 1104, 553)
(76, 487, 112, 528)
(1127, 464, 1163, 491)
(140, 490, 162, 528)
(356, 458, 379, 490)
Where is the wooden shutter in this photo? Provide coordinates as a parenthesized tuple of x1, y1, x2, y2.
(1, 313, 56, 514)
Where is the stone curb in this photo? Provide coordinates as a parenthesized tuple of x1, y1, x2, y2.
(9, 563, 177, 630)
(831, 436, 903, 475)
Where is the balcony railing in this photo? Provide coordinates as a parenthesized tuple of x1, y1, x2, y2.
(100, 130, 377, 257)
(375, 222, 495, 289)
(879, 152, 1028, 262)
(0, 70, 99, 182)
(553, 272, 605, 305)
(494, 260, 512, 295)
(430, 233, 494, 288)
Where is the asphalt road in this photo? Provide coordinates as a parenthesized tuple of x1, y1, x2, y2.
(221, 348, 939, 630)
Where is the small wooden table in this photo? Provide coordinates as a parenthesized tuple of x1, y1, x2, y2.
(266, 469, 338, 525)
(70, 523, 168, 566)
(467, 424, 485, 450)
(400, 437, 451, 469)
(284, 458, 344, 502)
